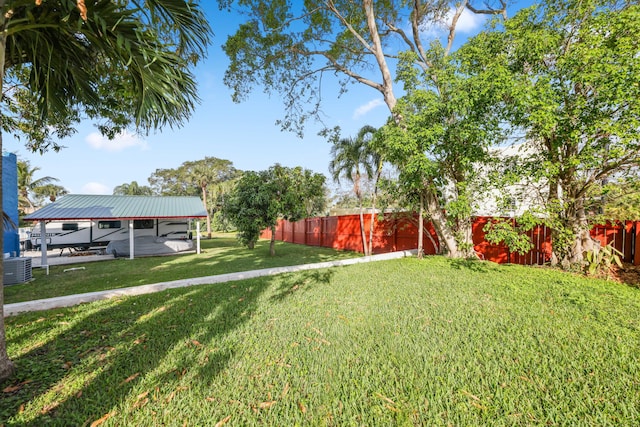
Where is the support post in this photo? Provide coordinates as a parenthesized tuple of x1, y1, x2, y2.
(196, 221, 201, 254)
(39, 221, 49, 275)
(128, 220, 134, 260)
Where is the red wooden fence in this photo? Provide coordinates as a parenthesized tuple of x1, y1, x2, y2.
(261, 214, 640, 266)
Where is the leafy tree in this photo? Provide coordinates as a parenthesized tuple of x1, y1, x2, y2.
(377, 172, 438, 257)
(149, 157, 241, 238)
(375, 41, 506, 258)
(0, 0, 211, 381)
(113, 181, 155, 196)
(209, 178, 241, 232)
(220, 0, 506, 135)
(148, 167, 199, 196)
(222, 171, 269, 249)
(599, 179, 640, 221)
(329, 125, 382, 256)
(221, 0, 506, 258)
(223, 164, 326, 256)
(472, 0, 640, 265)
(31, 183, 68, 205)
(16, 159, 65, 214)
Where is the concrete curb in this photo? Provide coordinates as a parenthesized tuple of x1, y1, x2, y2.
(4, 250, 417, 317)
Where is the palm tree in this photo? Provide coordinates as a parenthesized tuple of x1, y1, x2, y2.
(329, 125, 380, 256)
(209, 177, 241, 232)
(184, 158, 239, 239)
(0, 0, 211, 381)
(191, 162, 213, 239)
(17, 160, 65, 213)
(113, 181, 154, 196)
(32, 183, 68, 205)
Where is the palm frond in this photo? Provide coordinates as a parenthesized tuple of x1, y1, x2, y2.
(3, 0, 212, 137)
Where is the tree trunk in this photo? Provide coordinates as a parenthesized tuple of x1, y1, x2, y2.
(567, 200, 598, 265)
(0, 4, 16, 381)
(270, 225, 276, 256)
(458, 219, 476, 258)
(358, 204, 368, 256)
(363, 0, 397, 112)
(425, 191, 460, 258)
(367, 169, 381, 256)
(424, 220, 440, 255)
(367, 208, 375, 256)
(202, 186, 211, 239)
(550, 184, 599, 268)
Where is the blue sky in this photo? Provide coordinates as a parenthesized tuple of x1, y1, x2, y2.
(5, 2, 526, 196)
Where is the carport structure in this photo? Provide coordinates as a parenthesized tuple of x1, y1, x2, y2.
(23, 194, 208, 269)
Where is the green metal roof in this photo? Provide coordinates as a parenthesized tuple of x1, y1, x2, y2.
(23, 195, 208, 221)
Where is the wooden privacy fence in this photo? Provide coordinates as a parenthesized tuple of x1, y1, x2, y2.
(261, 214, 640, 266)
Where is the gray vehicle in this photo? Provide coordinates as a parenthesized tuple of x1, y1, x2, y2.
(30, 218, 190, 251)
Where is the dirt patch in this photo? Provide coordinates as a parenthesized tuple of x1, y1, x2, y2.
(610, 263, 640, 288)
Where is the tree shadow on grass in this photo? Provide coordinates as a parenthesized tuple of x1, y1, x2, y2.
(448, 258, 494, 273)
(0, 275, 278, 426)
(268, 270, 335, 303)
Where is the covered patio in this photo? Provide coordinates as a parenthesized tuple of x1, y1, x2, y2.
(23, 194, 208, 271)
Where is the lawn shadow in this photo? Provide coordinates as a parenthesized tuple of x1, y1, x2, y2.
(5, 237, 358, 304)
(269, 269, 335, 303)
(448, 258, 494, 273)
(1, 275, 276, 426)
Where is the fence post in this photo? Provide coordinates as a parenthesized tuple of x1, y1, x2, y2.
(635, 221, 640, 266)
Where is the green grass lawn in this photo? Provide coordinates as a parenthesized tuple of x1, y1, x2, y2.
(4, 234, 360, 304)
(2, 256, 639, 426)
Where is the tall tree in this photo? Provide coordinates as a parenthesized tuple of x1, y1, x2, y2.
(0, 0, 211, 381)
(223, 164, 326, 256)
(221, 0, 506, 257)
(472, 0, 640, 265)
(376, 40, 507, 258)
(149, 157, 241, 238)
(329, 125, 381, 256)
(209, 177, 241, 232)
(16, 159, 64, 213)
(220, 0, 506, 135)
(148, 167, 199, 196)
(113, 181, 154, 196)
(32, 183, 68, 204)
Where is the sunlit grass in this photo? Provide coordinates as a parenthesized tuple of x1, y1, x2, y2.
(2, 257, 639, 425)
(4, 234, 359, 304)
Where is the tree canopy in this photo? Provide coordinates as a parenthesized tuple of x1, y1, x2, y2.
(113, 181, 154, 196)
(148, 157, 241, 237)
(221, 0, 507, 258)
(220, 0, 506, 135)
(468, 0, 640, 264)
(223, 164, 327, 256)
(329, 125, 381, 255)
(0, 0, 212, 381)
(17, 159, 67, 215)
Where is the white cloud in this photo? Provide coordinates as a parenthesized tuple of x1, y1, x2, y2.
(421, 7, 487, 37)
(81, 182, 112, 195)
(86, 130, 148, 152)
(353, 98, 385, 119)
(451, 8, 487, 34)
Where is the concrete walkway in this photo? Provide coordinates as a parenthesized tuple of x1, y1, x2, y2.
(22, 249, 115, 267)
(4, 250, 417, 317)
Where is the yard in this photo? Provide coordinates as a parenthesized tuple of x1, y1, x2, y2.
(4, 234, 360, 304)
(1, 239, 639, 425)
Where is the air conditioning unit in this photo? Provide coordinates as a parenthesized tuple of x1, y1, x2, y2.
(3, 257, 32, 285)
